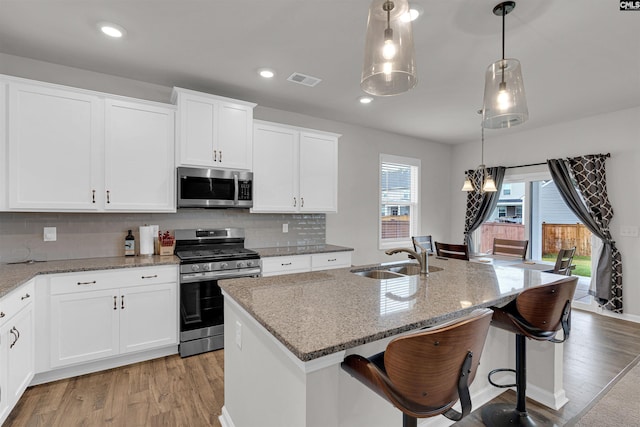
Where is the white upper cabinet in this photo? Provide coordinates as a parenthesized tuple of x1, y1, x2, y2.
(104, 99, 175, 212)
(252, 120, 340, 213)
(5, 77, 176, 212)
(0, 80, 7, 210)
(8, 82, 102, 210)
(172, 87, 256, 170)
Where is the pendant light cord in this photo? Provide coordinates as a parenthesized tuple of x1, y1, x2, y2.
(500, 5, 506, 85)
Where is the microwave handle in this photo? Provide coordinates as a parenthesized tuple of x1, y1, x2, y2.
(234, 173, 239, 205)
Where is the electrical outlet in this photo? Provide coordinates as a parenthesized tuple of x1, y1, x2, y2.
(44, 227, 57, 242)
(282, 223, 289, 233)
(235, 321, 242, 349)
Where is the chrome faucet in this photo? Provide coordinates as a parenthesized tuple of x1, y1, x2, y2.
(384, 246, 429, 276)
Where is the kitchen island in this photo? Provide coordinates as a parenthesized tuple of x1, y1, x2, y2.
(218, 257, 572, 427)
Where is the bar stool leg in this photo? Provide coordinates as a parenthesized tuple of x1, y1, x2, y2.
(481, 335, 556, 426)
(402, 414, 417, 427)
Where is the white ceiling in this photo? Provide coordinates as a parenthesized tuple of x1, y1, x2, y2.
(0, 0, 638, 144)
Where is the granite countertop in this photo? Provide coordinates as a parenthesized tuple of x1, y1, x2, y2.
(253, 244, 353, 258)
(219, 258, 565, 362)
(0, 255, 180, 298)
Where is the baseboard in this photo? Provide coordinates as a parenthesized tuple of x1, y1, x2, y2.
(526, 383, 569, 410)
(219, 406, 236, 427)
(30, 345, 178, 385)
(573, 301, 640, 324)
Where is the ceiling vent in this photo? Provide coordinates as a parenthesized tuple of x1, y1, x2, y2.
(287, 72, 322, 87)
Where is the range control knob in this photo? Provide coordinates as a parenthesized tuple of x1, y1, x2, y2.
(202, 264, 211, 271)
(246, 260, 254, 267)
(220, 262, 229, 269)
(237, 261, 246, 268)
(191, 264, 200, 272)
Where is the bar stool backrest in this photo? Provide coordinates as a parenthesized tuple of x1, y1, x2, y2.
(383, 309, 492, 410)
(515, 277, 578, 332)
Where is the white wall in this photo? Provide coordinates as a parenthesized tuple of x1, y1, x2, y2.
(0, 53, 454, 267)
(450, 107, 640, 317)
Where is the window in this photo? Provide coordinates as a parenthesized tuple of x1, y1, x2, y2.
(379, 154, 420, 249)
(503, 184, 511, 195)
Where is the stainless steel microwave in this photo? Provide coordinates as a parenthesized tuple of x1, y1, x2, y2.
(177, 167, 253, 208)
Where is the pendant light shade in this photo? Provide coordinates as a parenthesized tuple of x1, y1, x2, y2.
(461, 174, 475, 192)
(482, 1, 528, 129)
(461, 116, 498, 193)
(482, 174, 498, 192)
(361, 0, 417, 96)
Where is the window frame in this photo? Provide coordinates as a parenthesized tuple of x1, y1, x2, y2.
(378, 154, 421, 250)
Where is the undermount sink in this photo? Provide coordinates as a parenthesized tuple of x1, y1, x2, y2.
(351, 263, 443, 279)
(353, 269, 405, 279)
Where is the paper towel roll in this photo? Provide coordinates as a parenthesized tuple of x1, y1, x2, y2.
(149, 225, 159, 255)
(139, 226, 155, 256)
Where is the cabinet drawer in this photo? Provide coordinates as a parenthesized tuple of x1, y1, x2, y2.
(261, 255, 311, 277)
(50, 266, 177, 295)
(0, 280, 35, 326)
(311, 252, 352, 271)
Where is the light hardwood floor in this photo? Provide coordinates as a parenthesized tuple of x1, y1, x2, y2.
(5, 309, 640, 426)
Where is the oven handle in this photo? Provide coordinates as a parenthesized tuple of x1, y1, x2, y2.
(180, 268, 261, 283)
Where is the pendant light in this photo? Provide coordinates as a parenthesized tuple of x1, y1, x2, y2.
(482, 1, 528, 129)
(462, 117, 498, 193)
(361, 0, 417, 96)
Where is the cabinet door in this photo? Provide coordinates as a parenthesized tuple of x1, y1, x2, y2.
(0, 321, 8, 423)
(299, 132, 338, 213)
(119, 283, 177, 354)
(50, 290, 119, 367)
(252, 123, 299, 212)
(0, 80, 7, 211)
(8, 83, 102, 210)
(4, 305, 34, 406)
(177, 93, 216, 167)
(216, 102, 253, 170)
(104, 99, 175, 211)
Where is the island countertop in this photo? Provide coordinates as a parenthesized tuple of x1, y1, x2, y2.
(252, 244, 353, 258)
(219, 258, 566, 362)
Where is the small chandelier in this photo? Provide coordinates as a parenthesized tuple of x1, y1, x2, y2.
(462, 119, 497, 193)
(361, 0, 417, 96)
(482, 1, 528, 129)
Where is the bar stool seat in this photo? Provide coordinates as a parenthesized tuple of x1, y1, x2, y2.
(481, 276, 578, 426)
(341, 309, 493, 427)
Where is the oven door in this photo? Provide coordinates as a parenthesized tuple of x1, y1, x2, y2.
(177, 166, 253, 208)
(179, 278, 224, 344)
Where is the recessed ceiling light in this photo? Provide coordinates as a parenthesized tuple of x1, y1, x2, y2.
(358, 96, 374, 104)
(98, 22, 126, 38)
(401, 4, 424, 22)
(258, 68, 275, 78)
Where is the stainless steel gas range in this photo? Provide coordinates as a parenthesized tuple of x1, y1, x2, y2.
(174, 228, 260, 357)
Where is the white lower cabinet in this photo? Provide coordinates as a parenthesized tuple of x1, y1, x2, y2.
(261, 251, 352, 277)
(0, 280, 35, 426)
(48, 266, 178, 369)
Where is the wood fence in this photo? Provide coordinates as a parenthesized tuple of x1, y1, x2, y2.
(542, 223, 591, 256)
(479, 223, 525, 254)
(381, 216, 410, 239)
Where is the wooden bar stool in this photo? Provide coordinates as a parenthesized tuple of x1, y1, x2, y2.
(341, 309, 493, 427)
(481, 276, 578, 426)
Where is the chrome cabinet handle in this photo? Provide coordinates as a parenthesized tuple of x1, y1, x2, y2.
(141, 275, 158, 279)
(113, 296, 117, 310)
(92, 189, 96, 203)
(77, 280, 97, 286)
(213, 150, 218, 161)
(219, 150, 222, 162)
(293, 197, 297, 207)
(281, 262, 292, 266)
(301, 197, 304, 207)
(9, 327, 19, 349)
(328, 258, 337, 262)
(21, 293, 30, 300)
(106, 190, 111, 204)
(121, 295, 125, 309)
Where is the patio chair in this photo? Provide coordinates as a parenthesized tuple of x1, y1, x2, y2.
(545, 247, 577, 276)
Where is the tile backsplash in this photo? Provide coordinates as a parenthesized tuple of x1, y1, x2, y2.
(0, 210, 326, 262)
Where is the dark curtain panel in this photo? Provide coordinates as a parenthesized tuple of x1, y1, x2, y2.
(463, 166, 506, 253)
(547, 155, 622, 313)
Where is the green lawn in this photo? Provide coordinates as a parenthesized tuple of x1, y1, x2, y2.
(542, 254, 591, 277)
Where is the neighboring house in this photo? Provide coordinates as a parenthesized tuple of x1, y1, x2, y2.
(487, 183, 525, 223)
(538, 180, 580, 224)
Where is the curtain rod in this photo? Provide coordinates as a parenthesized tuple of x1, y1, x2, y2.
(504, 153, 611, 170)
